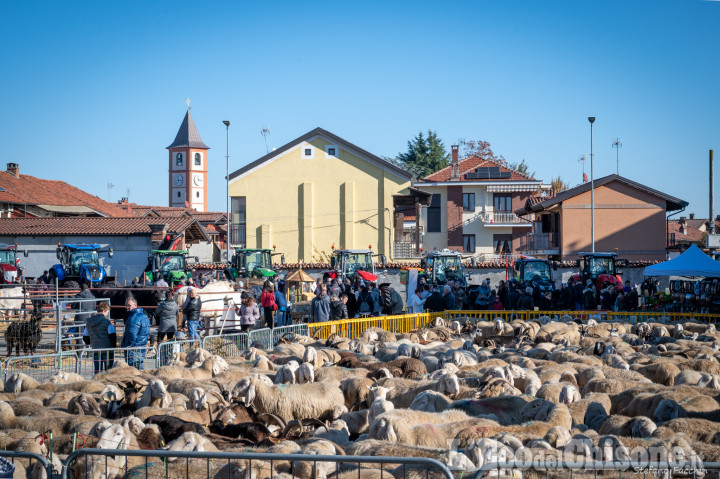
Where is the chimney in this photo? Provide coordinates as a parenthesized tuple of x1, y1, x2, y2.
(118, 197, 129, 205)
(6, 163, 19, 178)
(690, 213, 695, 220)
(450, 145, 459, 179)
(679, 216, 686, 223)
(148, 223, 169, 234)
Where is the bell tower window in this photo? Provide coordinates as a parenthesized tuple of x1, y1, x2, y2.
(194, 153, 201, 166)
(176, 153, 183, 166)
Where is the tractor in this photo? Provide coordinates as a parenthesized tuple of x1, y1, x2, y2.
(323, 249, 386, 284)
(226, 248, 285, 280)
(419, 249, 468, 290)
(48, 244, 114, 287)
(510, 258, 557, 293)
(143, 250, 198, 286)
(571, 252, 628, 291)
(0, 243, 28, 284)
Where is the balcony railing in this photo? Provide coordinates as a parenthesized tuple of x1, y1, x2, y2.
(230, 224, 246, 246)
(667, 232, 676, 247)
(482, 211, 532, 225)
(519, 232, 559, 253)
(394, 227, 422, 259)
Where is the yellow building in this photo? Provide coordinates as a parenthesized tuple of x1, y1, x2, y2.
(228, 128, 412, 263)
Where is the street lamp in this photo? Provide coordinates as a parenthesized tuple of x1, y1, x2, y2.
(223, 120, 230, 265)
(588, 116, 595, 253)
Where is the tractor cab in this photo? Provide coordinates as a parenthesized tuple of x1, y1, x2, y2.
(50, 244, 114, 286)
(572, 252, 628, 291)
(419, 249, 466, 288)
(324, 248, 385, 283)
(144, 250, 196, 286)
(512, 258, 556, 292)
(0, 243, 28, 284)
(229, 248, 284, 279)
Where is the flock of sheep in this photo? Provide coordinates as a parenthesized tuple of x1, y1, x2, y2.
(2, 315, 720, 478)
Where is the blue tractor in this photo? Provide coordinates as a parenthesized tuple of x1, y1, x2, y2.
(48, 244, 114, 287)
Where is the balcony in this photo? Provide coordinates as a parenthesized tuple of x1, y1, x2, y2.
(519, 232, 559, 254)
(230, 224, 246, 247)
(482, 211, 533, 226)
(394, 227, 422, 259)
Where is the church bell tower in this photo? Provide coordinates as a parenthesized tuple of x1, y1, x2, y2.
(167, 103, 209, 212)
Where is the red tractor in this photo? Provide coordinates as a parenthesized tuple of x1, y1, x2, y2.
(571, 252, 628, 291)
(0, 243, 28, 284)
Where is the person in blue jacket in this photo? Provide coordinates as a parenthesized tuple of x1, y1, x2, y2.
(121, 298, 150, 368)
(274, 282, 288, 327)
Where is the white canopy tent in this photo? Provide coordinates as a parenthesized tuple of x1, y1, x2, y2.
(644, 244, 720, 277)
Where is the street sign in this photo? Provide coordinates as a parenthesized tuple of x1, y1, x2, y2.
(707, 234, 720, 249)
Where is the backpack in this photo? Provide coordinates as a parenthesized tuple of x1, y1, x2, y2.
(359, 292, 373, 310)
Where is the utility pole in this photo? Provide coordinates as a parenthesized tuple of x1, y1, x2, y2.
(588, 117, 596, 253)
(223, 121, 230, 264)
(612, 138, 622, 175)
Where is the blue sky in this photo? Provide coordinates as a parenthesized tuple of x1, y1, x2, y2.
(2, 1, 718, 215)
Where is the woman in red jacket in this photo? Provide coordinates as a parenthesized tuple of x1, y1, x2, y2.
(260, 284, 277, 329)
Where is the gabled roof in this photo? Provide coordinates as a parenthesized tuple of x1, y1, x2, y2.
(167, 110, 209, 150)
(229, 127, 412, 181)
(516, 174, 688, 214)
(421, 156, 537, 183)
(668, 221, 706, 243)
(117, 203, 226, 223)
(0, 217, 210, 242)
(0, 170, 128, 217)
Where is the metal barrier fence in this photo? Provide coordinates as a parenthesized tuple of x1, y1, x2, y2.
(4, 350, 78, 382)
(443, 309, 720, 323)
(307, 312, 444, 340)
(0, 450, 52, 478)
(77, 346, 158, 378)
(248, 327, 273, 349)
(475, 460, 718, 479)
(157, 338, 202, 367)
(202, 331, 249, 357)
(62, 449, 455, 479)
(271, 322, 310, 345)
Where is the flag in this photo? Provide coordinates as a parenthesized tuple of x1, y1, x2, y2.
(583, 173, 589, 183)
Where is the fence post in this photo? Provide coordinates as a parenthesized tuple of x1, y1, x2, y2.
(55, 281, 61, 353)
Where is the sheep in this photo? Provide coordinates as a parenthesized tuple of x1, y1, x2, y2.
(49, 371, 86, 384)
(5, 373, 39, 393)
(136, 378, 172, 409)
(233, 375, 345, 422)
(367, 385, 394, 427)
(274, 360, 300, 384)
(162, 431, 219, 459)
(67, 394, 102, 416)
(409, 390, 529, 425)
(298, 362, 315, 384)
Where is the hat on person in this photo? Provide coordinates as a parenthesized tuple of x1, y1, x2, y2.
(525, 287, 533, 295)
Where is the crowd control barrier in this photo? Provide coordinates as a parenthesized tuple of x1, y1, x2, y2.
(157, 338, 202, 367)
(62, 449, 455, 479)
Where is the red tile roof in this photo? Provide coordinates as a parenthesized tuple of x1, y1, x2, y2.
(0, 216, 199, 236)
(117, 203, 226, 223)
(668, 221, 706, 243)
(0, 171, 127, 217)
(421, 157, 536, 182)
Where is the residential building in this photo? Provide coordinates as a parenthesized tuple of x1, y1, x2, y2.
(413, 146, 544, 260)
(228, 128, 412, 263)
(515, 174, 688, 261)
(0, 163, 127, 218)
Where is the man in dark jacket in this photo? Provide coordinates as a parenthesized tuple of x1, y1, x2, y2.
(73, 282, 96, 346)
(424, 288, 445, 312)
(573, 280, 585, 310)
(311, 288, 331, 322)
(506, 287, 520, 310)
(583, 282, 597, 310)
(155, 291, 179, 342)
(517, 287, 535, 310)
(83, 302, 116, 373)
(183, 289, 202, 340)
(121, 298, 150, 368)
(330, 293, 349, 320)
(558, 283, 573, 310)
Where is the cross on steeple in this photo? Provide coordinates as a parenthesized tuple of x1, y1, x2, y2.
(186, 98, 191, 110)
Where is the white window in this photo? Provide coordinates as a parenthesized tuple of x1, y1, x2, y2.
(301, 145, 315, 159)
(325, 145, 339, 158)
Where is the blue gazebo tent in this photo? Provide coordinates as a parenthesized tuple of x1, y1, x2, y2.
(644, 244, 720, 278)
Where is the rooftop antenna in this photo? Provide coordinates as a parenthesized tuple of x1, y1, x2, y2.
(612, 138, 623, 175)
(107, 182, 114, 202)
(261, 125, 271, 153)
(578, 155, 587, 181)
(126, 188, 131, 204)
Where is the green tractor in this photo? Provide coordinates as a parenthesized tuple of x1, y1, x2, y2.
(226, 248, 285, 280)
(143, 250, 198, 286)
(419, 249, 468, 289)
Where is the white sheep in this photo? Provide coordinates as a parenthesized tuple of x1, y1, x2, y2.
(298, 362, 315, 384)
